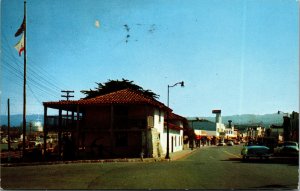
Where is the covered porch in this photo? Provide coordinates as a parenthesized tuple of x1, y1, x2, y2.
(43, 102, 155, 161)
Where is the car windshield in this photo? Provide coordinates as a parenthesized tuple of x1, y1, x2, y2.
(245, 142, 266, 146)
(284, 142, 298, 147)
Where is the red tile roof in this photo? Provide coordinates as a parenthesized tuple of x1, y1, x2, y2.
(164, 122, 184, 131)
(169, 112, 186, 120)
(44, 88, 170, 111)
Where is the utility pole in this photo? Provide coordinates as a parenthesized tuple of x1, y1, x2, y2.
(61, 90, 74, 101)
(61, 90, 74, 132)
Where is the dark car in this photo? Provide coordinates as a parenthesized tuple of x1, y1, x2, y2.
(241, 143, 272, 160)
(274, 141, 299, 157)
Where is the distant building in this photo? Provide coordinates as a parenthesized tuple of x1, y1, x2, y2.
(269, 125, 283, 142)
(188, 114, 226, 145)
(269, 111, 299, 143)
(235, 125, 265, 142)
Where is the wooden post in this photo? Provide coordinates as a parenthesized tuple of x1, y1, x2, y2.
(58, 109, 62, 160)
(71, 111, 75, 140)
(43, 106, 47, 160)
(76, 106, 80, 157)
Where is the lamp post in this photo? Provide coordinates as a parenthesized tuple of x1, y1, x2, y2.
(166, 81, 184, 159)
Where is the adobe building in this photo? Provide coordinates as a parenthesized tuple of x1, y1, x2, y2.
(43, 88, 185, 160)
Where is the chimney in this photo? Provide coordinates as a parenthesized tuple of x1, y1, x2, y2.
(212, 110, 222, 124)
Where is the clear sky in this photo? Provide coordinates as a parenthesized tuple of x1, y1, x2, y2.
(1, 0, 299, 117)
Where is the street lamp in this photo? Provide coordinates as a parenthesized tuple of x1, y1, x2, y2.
(166, 81, 184, 159)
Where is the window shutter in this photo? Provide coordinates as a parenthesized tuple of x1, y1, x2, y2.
(147, 116, 154, 128)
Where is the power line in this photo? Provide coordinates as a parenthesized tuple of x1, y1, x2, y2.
(2, 33, 67, 94)
(2, 58, 61, 99)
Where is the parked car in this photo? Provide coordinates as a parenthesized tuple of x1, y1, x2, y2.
(217, 142, 226, 146)
(227, 141, 234, 146)
(274, 141, 299, 157)
(241, 143, 272, 160)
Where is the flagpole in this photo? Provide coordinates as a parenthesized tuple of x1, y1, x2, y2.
(22, 0, 27, 159)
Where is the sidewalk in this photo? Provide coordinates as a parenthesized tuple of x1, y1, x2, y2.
(1, 148, 199, 167)
(168, 148, 198, 161)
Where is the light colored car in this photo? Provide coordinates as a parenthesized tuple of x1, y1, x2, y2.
(241, 144, 271, 160)
(227, 141, 234, 146)
(218, 142, 226, 146)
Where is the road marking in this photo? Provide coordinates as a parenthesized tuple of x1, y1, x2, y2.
(209, 156, 215, 160)
(223, 150, 241, 158)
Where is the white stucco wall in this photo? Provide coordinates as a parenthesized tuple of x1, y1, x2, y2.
(216, 122, 226, 133)
(153, 109, 183, 156)
(153, 109, 166, 154)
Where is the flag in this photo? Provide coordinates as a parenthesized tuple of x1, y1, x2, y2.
(14, 34, 25, 56)
(15, 17, 25, 37)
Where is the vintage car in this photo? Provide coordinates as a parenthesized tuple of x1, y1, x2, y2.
(273, 141, 299, 157)
(217, 142, 226, 146)
(241, 143, 272, 160)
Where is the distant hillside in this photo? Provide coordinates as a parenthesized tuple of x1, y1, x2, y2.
(1, 113, 285, 127)
(0, 114, 43, 127)
(189, 113, 284, 127)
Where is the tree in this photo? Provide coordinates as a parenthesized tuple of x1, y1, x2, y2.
(80, 79, 159, 99)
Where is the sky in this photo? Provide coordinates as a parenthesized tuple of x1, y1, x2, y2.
(1, 0, 299, 118)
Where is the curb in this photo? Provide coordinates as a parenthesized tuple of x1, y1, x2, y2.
(1, 149, 197, 167)
(1, 157, 166, 167)
(169, 149, 198, 161)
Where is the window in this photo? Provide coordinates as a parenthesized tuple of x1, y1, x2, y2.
(159, 109, 162, 123)
(114, 106, 129, 129)
(147, 116, 154, 128)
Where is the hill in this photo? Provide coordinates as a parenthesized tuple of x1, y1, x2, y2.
(189, 113, 284, 128)
(1, 113, 285, 127)
(0, 114, 43, 127)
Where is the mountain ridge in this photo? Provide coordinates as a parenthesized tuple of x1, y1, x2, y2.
(1, 113, 285, 127)
(189, 113, 284, 127)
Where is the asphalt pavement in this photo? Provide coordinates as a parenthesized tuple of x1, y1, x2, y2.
(2, 145, 299, 190)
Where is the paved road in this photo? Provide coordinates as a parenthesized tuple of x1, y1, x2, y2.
(87, 145, 298, 189)
(1, 145, 299, 189)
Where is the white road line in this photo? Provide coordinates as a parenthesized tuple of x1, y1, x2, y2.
(223, 150, 241, 158)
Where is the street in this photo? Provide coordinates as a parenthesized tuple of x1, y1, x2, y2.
(1, 145, 299, 190)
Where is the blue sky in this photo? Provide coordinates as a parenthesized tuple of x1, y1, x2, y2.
(1, 0, 299, 117)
